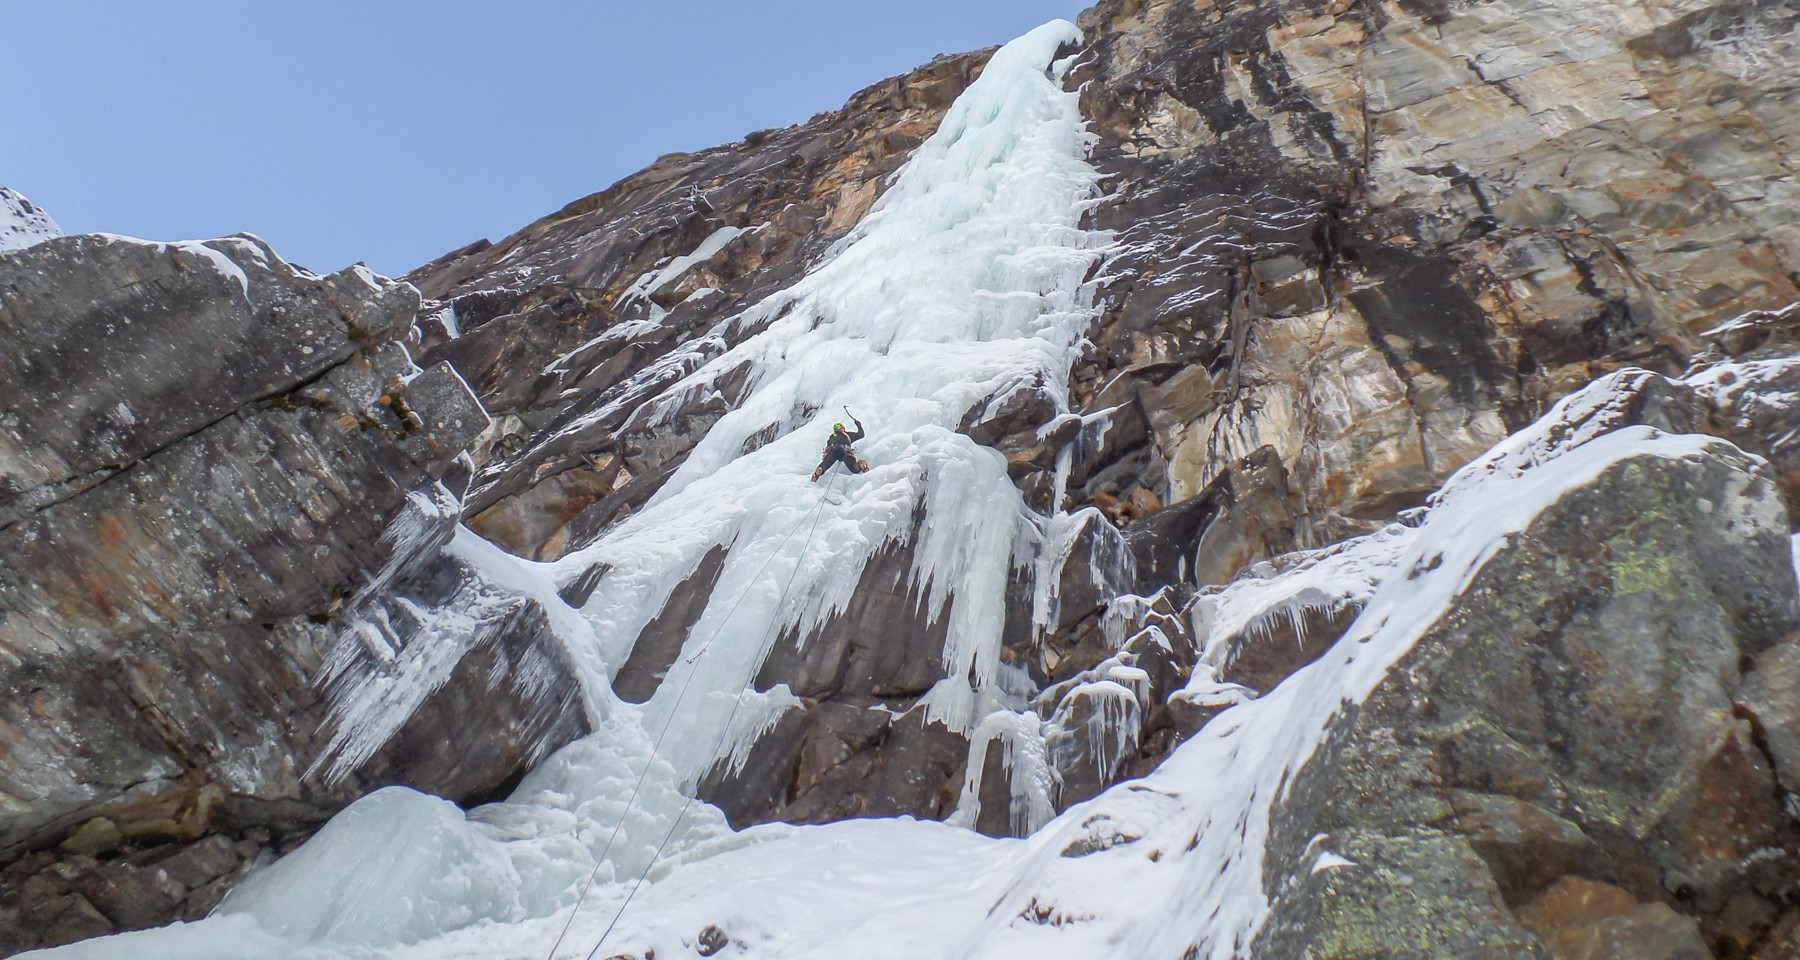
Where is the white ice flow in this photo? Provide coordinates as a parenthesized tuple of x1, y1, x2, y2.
(551, 14, 1107, 776)
(27, 18, 1109, 960)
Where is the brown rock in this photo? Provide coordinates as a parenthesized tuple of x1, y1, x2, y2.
(36, 893, 112, 950)
(1451, 792, 1613, 907)
(1740, 640, 1800, 798)
(1515, 877, 1711, 960)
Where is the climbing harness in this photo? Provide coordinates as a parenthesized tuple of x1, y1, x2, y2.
(544, 472, 843, 960)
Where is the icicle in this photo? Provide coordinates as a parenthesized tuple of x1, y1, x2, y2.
(953, 710, 1058, 836)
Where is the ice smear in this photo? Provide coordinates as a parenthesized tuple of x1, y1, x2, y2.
(716, 684, 804, 779)
(1047, 677, 1143, 780)
(0, 187, 63, 253)
(309, 522, 609, 784)
(620, 225, 751, 303)
(1029, 507, 1134, 641)
(1311, 851, 1357, 873)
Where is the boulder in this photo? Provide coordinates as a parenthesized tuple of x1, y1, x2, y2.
(0, 233, 586, 951)
(1254, 437, 1800, 958)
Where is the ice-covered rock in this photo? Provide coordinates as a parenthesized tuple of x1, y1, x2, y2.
(0, 187, 61, 253)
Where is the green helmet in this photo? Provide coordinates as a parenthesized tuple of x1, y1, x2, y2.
(833, 423, 844, 431)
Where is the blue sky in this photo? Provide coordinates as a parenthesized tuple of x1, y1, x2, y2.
(4, 1, 1088, 276)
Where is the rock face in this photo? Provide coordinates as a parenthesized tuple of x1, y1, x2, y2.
(12, 0, 1800, 953)
(1064, 0, 1800, 535)
(0, 234, 586, 952)
(961, 364, 1800, 956)
(1252, 428, 1800, 959)
(373, 0, 1800, 863)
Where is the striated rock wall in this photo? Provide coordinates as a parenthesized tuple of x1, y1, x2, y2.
(0, 233, 586, 952)
(1065, 0, 1800, 536)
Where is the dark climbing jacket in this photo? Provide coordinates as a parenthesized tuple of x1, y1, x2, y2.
(814, 421, 866, 478)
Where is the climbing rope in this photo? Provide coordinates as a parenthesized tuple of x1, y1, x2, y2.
(544, 471, 843, 960)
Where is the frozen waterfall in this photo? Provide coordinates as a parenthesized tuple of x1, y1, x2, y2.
(28, 18, 1108, 960)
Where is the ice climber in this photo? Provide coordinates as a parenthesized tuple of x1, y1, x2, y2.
(811, 415, 868, 482)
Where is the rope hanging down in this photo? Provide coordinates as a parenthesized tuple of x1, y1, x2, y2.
(544, 472, 843, 960)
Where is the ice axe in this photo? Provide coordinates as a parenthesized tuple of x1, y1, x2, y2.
(842, 406, 869, 473)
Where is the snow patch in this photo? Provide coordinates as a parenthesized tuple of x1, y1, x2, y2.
(0, 187, 62, 253)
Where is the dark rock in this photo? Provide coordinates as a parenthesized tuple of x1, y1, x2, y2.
(1739, 640, 1800, 798)
(1039, 508, 1137, 652)
(0, 234, 417, 524)
(1753, 908, 1800, 960)
(1699, 303, 1800, 360)
(36, 894, 112, 950)
(0, 230, 584, 950)
(613, 544, 730, 703)
(1046, 681, 1142, 810)
(467, 460, 618, 561)
(698, 707, 812, 828)
(701, 698, 966, 830)
(1122, 446, 1300, 590)
(972, 738, 1013, 839)
(1071, 373, 1152, 491)
(1216, 594, 1360, 696)
(785, 707, 967, 823)
(754, 537, 947, 701)
(1450, 792, 1614, 907)
(75, 859, 187, 930)
(791, 701, 892, 800)
(148, 834, 240, 891)
(1255, 440, 1799, 957)
(696, 924, 730, 957)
